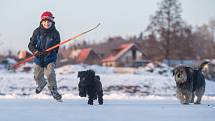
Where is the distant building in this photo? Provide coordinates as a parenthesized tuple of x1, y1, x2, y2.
(102, 43, 145, 67)
(57, 47, 75, 67)
(76, 48, 101, 65)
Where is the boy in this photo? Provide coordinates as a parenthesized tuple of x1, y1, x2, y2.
(28, 11, 62, 101)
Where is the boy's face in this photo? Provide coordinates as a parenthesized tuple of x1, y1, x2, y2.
(41, 20, 53, 29)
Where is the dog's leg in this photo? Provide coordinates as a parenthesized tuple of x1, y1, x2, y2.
(85, 88, 93, 105)
(185, 92, 192, 104)
(195, 96, 202, 104)
(88, 98, 93, 105)
(176, 90, 186, 104)
(184, 93, 191, 104)
(87, 93, 94, 105)
(191, 92, 195, 103)
(182, 95, 188, 104)
(97, 91, 103, 105)
(79, 87, 87, 97)
(95, 78, 103, 105)
(98, 97, 103, 105)
(194, 87, 205, 104)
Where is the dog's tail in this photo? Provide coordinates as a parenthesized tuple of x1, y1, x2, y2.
(198, 61, 210, 71)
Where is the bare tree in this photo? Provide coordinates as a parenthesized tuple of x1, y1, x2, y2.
(141, 33, 163, 61)
(209, 18, 215, 41)
(192, 24, 215, 59)
(172, 25, 196, 60)
(146, 0, 185, 65)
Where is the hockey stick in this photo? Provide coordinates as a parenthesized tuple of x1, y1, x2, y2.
(12, 23, 101, 69)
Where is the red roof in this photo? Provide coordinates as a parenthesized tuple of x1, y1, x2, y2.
(102, 43, 135, 62)
(76, 48, 91, 63)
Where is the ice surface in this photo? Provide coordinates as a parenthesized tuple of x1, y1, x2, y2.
(0, 99, 214, 121)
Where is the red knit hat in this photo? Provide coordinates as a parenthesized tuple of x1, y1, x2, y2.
(41, 11, 54, 22)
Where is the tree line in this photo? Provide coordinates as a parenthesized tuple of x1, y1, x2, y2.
(69, 0, 215, 64)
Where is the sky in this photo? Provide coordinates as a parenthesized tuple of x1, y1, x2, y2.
(0, 0, 214, 54)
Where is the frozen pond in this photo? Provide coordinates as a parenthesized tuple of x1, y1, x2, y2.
(0, 99, 214, 121)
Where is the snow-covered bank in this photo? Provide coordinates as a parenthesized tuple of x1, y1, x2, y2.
(0, 64, 215, 100)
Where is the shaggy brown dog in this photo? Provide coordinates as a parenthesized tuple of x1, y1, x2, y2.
(173, 61, 209, 104)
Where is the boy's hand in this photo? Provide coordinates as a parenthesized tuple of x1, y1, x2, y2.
(34, 51, 44, 58)
(34, 51, 50, 57)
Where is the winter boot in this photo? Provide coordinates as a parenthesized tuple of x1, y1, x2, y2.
(49, 86, 62, 101)
(35, 81, 47, 94)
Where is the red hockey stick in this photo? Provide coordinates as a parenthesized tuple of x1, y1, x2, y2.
(12, 23, 101, 69)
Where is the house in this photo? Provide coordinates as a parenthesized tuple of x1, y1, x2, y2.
(76, 48, 101, 65)
(91, 36, 126, 58)
(102, 43, 145, 67)
(57, 47, 75, 67)
(57, 47, 101, 66)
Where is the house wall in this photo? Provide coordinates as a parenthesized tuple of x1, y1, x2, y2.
(102, 61, 117, 67)
(102, 45, 144, 67)
(69, 49, 81, 60)
(118, 49, 143, 66)
(83, 51, 101, 65)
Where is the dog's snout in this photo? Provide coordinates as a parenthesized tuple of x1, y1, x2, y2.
(176, 72, 181, 78)
(177, 73, 181, 78)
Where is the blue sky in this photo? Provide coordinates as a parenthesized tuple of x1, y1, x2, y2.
(0, 0, 214, 53)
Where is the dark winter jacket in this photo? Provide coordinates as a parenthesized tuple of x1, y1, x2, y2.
(28, 23, 60, 67)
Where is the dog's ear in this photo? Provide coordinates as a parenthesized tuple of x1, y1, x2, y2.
(172, 69, 175, 76)
(78, 71, 86, 78)
(87, 69, 95, 78)
(185, 67, 193, 74)
(95, 75, 100, 80)
(89, 69, 95, 75)
(77, 72, 80, 78)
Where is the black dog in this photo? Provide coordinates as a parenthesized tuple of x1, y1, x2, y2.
(78, 69, 103, 105)
(173, 61, 209, 104)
